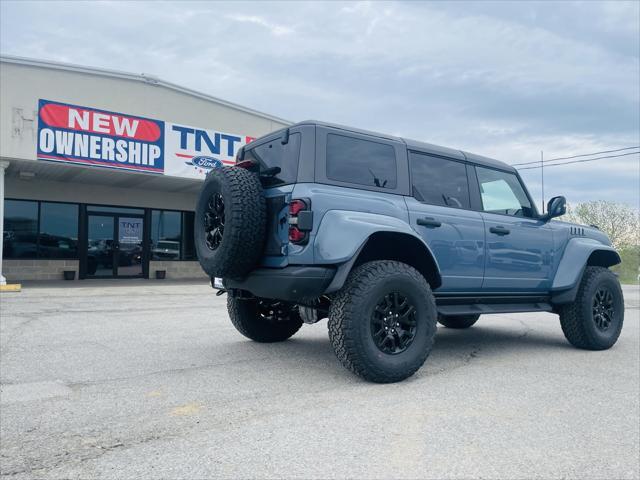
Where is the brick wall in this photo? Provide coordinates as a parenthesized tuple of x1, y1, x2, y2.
(2, 259, 79, 281)
(1, 259, 206, 281)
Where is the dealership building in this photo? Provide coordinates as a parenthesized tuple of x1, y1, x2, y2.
(0, 55, 290, 283)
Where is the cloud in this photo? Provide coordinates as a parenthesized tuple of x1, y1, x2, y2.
(0, 0, 638, 208)
(225, 13, 294, 36)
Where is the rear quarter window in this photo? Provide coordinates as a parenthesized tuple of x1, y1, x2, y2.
(326, 134, 397, 189)
(243, 132, 301, 185)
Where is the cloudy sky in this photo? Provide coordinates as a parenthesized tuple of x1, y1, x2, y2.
(1, 1, 639, 208)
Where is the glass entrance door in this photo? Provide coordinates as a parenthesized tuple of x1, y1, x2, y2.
(87, 215, 115, 277)
(86, 214, 144, 278)
(115, 216, 144, 277)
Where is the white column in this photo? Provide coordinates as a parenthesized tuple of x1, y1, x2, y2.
(0, 160, 9, 285)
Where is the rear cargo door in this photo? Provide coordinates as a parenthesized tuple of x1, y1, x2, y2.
(242, 131, 303, 265)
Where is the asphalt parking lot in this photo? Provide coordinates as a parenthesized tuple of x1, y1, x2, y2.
(1, 281, 638, 479)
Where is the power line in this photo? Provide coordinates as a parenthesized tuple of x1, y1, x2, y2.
(511, 146, 640, 167)
(544, 146, 640, 163)
(517, 151, 640, 170)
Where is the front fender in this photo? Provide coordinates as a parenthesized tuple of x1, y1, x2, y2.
(552, 237, 621, 292)
(314, 210, 436, 265)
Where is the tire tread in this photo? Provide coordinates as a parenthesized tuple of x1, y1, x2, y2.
(328, 260, 437, 383)
(196, 167, 266, 279)
(559, 266, 624, 350)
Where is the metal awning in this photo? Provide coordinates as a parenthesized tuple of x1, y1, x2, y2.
(3, 158, 202, 194)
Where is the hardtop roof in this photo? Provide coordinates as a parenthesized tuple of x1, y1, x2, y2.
(294, 120, 515, 172)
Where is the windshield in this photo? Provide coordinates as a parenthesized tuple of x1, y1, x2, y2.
(242, 132, 301, 185)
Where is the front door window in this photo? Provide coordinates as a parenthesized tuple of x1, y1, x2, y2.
(476, 167, 534, 217)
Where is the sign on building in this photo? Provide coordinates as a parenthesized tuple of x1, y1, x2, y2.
(164, 122, 255, 179)
(37, 99, 165, 174)
(36, 99, 254, 179)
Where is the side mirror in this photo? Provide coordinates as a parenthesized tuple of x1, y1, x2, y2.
(543, 196, 567, 221)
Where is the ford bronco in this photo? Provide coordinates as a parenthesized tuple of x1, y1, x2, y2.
(195, 120, 624, 383)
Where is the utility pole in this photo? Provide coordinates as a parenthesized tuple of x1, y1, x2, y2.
(541, 150, 545, 213)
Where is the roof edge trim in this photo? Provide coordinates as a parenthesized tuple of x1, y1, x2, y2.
(0, 54, 293, 126)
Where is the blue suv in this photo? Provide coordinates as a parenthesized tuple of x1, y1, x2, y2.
(195, 121, 624, 383)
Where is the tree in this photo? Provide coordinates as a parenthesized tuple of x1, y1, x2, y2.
(562, 201, 639, 249)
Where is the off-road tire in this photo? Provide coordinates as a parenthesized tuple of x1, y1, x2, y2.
(328, 261, 437, 383)
(559, 266, 624, 350)
(438, 314, 480, 329)
(195, 166, 266, 279)
(227, 296, 303, 343)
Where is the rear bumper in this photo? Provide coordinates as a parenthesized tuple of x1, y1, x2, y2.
(224, 266, 336, 302)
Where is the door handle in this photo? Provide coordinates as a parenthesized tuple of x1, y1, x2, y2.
(417, 217, 442, 228)
(489, 226, 510, 235)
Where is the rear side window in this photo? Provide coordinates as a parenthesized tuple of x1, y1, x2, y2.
(326, 134, 397, 189)
(243, 132, 301, 185)
(409, 152, 470, 209)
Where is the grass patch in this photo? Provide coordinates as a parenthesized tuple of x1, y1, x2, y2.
(611, 245, 640, 285)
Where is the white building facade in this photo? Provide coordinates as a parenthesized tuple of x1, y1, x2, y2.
(0, 56, 290, 282)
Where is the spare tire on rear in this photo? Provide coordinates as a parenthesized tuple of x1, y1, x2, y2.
(195, 166, 266, 279)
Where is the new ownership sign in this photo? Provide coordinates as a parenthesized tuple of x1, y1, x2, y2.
(36, 99, 257, 179)
(37, 100, 165, 174)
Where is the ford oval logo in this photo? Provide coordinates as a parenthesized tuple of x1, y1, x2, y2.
(191, 156, 223, 169)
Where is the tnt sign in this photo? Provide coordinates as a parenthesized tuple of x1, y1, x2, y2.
(118, 217, 143, 243)
(164, 122, 255, 179)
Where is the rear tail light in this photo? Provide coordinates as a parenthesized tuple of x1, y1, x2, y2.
(235, 159, 256, 170)
(288, 226, 307, 243)
(289, 199, 307, 216)
(288, 198, 312, 244)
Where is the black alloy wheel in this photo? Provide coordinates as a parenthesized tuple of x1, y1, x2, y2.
(592, 287, 615, 332)
(257, 299, 298, 323)
(370, 292, 417, 354)
(227, 295, 303, 343)
(204, 193, 225, 251)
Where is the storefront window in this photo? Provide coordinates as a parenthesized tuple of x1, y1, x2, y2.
(39, 203, 79, 258)
(3, 200, 39, 259)
(182, 212, 195, 260)
(4, 201, 196, 264)
(151, 210, 182, 260)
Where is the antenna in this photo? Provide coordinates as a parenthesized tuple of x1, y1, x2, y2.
(541, 150, 545, 213)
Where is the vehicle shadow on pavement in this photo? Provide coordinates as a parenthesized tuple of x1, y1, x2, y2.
(222, 321, 572, 382)
(433, 324, 569, 352)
